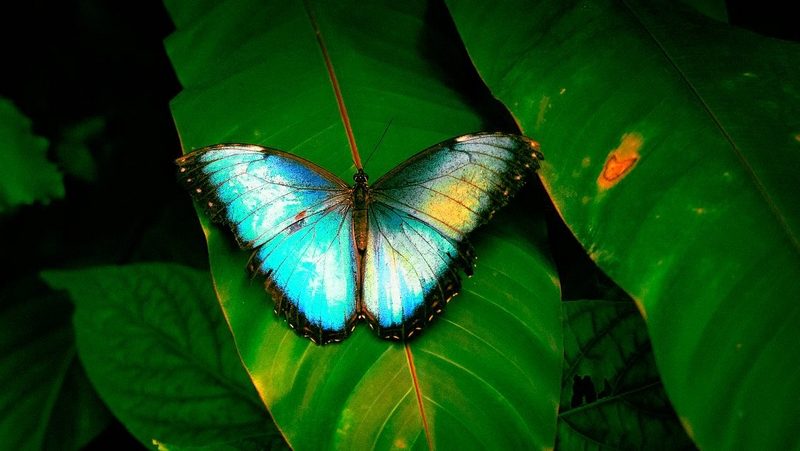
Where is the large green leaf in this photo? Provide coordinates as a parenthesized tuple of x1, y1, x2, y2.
(446, 0, 800, 449)
(560, 300, 694, 449)
(165, 0, 562, 448)
(41, 264, 281, 449)
(0, 97, 64, 213)
(0, 278, 109, 451)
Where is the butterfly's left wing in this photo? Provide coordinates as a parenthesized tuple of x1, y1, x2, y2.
(364, 133, 542, 339)
(176, 144, 359, 344)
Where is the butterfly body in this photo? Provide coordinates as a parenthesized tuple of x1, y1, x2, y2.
(352, 170, 370, 253)
(177, 133, 542, 344)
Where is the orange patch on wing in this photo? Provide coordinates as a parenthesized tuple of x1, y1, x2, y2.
(287, 210, 308, 235)
(597, 133, 643, 190)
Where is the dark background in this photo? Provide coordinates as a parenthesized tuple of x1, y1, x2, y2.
(0, 0, 794, 448)
(0, 2, 204, 279)
(1, 2, 196, 448)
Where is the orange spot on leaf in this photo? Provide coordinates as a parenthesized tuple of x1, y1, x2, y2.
(597, 133, 643, 190)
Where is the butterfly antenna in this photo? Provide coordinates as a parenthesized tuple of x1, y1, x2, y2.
(363, 118, 394, 169)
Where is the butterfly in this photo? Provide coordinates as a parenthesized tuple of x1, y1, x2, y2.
(176, 132, 542, 344)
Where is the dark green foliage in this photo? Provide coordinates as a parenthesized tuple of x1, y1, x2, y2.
(0, 99, 63, 213)
(0, 277, 109, 451)
(41, 264, 284, 449)
(559, 300, 696, 450)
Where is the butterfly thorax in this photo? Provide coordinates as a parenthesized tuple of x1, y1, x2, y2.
(352, 169, 370, 254)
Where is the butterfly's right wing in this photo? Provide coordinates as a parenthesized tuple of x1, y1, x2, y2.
(363, 133, 542, 339)
(176, 144, 359, 343)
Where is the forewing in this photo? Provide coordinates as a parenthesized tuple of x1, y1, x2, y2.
(176, 144, 349, 249)
(371, 133, 543, 241)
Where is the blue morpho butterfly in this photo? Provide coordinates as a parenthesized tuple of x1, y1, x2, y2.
(176, 132, 543, 344)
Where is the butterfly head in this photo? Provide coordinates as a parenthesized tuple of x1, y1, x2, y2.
(353, 169, 369, 187)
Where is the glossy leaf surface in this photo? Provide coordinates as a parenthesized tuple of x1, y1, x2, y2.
(0, 279, 109, 451)
(42, 264, 280, 449)
(165, 0, 562, 448)
(446, 0, 800, 449)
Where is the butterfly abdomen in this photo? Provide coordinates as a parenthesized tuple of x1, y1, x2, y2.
(352, 173, 369, 253)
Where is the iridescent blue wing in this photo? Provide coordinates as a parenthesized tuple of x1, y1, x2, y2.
(362, 201, 468, 339)
(364, 133, 542, 339)
(176, 144, 358, 344)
